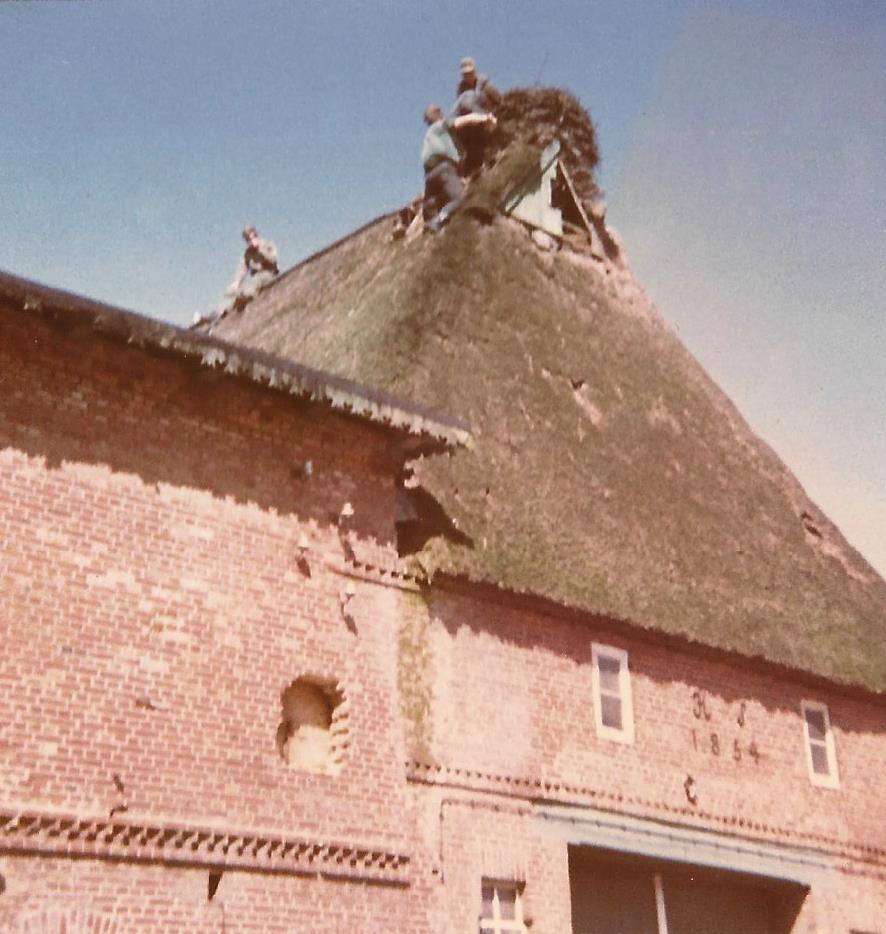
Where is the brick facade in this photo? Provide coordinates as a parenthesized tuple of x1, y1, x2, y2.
(407, 584, 886, 932)
(1, 303, 884, 931)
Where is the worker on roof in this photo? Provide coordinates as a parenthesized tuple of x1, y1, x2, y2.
(421, 103, 496, 232)
(451, 57, 501, 176)
(454, 56, 501, 113)
(214, 226, 279, 320)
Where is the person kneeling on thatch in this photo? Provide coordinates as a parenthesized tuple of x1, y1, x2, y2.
(215, 226, 279, 320)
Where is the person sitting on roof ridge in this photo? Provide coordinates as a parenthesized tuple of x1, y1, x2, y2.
(214, 225, 279, 321)
(451, 56, 501, 177)
(421, 103, 496, 233)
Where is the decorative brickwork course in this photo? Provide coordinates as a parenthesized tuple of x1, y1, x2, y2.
(0, 809, 409, 883)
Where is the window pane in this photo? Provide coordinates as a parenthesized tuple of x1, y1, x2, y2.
(481, 885, 494, 919)
(598, 655, 621, 692)
(498, 885, 517, 920)
(810, 742, 830, 775)
(805, 709, 827, 742)
(601, 693, 623, 730)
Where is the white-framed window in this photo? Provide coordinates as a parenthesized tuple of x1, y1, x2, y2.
(479, 880, 527, 934)
(591, 643, 634, 744)
(801, 700, 839, 788)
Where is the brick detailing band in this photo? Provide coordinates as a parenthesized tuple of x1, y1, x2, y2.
(406, 760, 886, 870)
(0, 809, 410, 885)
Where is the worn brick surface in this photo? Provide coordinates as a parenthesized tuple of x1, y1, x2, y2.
(0, 855, 420, 933)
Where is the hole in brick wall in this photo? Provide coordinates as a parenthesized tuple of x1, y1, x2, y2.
(0, 872, 5, 896)
(276, 678, 348, 775)
(208, 870, 222, 901)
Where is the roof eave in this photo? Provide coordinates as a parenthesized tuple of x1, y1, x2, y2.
(0, 269, 471, 450)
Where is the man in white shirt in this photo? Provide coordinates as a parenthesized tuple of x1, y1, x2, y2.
(421, 104, 496, 231)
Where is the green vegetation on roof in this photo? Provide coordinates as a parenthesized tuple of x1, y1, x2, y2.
(495, 86, 601, 201)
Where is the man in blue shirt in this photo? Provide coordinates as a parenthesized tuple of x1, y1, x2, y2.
(421, 104, 496, 231)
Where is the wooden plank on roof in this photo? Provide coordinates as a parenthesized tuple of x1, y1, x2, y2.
(557, 161, 595, 239)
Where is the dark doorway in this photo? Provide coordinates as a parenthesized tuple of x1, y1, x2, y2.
(568, 846, 806, 934)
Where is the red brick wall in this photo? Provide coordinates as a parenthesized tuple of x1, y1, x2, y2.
(0, 313, 421, 929)
(0, 855, 421, 933)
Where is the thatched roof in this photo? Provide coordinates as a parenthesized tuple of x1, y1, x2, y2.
(210, 91, 886, 694)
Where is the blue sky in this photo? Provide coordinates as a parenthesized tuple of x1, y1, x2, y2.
(2, 0, 884, 576)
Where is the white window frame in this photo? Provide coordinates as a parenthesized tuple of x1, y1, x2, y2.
(800, 700, 839, 788)
(479, 880, 526, 934)
(591, 643, 635, 744)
